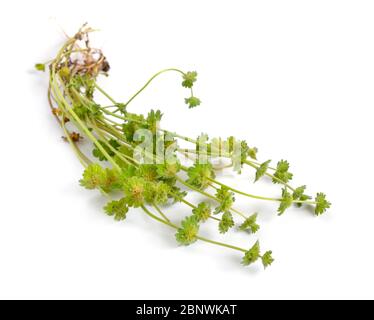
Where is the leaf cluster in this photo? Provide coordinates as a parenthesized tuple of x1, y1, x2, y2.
(186, 162, 216, 190)
(242, 241, 274, 269)
(176, 215, 199, 245)
(214, 186, 235, 214)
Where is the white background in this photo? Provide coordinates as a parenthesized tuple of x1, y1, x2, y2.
(0, 0, 373, 300)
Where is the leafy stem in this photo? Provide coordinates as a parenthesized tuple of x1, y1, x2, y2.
(141, 205, 247, 253)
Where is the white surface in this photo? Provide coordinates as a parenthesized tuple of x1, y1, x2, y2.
(0, 0, 373, 300)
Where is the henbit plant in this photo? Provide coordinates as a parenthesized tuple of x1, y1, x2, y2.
(36, 25, 330, 269)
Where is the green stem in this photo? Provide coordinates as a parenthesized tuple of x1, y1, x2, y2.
(178, 197, 221, 222)
(153, 204, 171, 222)
(141, 206, 246, 253)
(244, 160, 295, 192)
(104, 116, 123, 128)
(176, 176, 217, 202)
(94, 83, 117, 104)
(101, 108, 132, 122)
(207, 177, 281, 202)
(61, 120, 91, 167)
(123, 68, 186, 109)
(96, 119, 132, 145)
(163, 130, 197, 144)
(88, 118, 132, 166)
(142, 205, 177, 227)
(95, 68, 188, 114)
(195, 235, 247, 253)
(52, 77, 121, 171)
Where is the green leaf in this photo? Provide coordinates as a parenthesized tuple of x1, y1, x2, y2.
(214, 186, 235, 214)
(219, 212, 235, 234)
(121, 165, 138, 180)
(35, 63, 46, 72)
(315, 193, 331, 216)
(170, 186, 187, 203)
(273, 160, 293, 184)
(261, 251, 274, 269)
(226, 136, 236, 153)
(114, 145, 133, 168)
(185, 96, 201, 108)
(229, 139, 244, 173)
(92, 139, 120, 161)
(123, 177, 146, 208)
(192, 202, 212, 223)
(89, 103, 103, 117)
(278, 188, 293, 215)
(222, 138, 250, 174)
(255, 160, 271, 182)
(299, 194, 312, 202)
(122, 113, 146, 142)
(79, 164, 107, 190)
(101, 168, 124, 193)
(293, 185, 312, 208)
(240, 141, 250, 163)
(146, 109, 163, 134)
(69, 74, 96, 98)
(59, 66, 70, 79)
(157, 162, 181, 181)
(72, 104, 90, 120)
(144, 181, 171, 205)
(242, 241, 261, 266)
(138, 164, 158, 182)
(239, 213, 260, 234)
(182, 71, 198, 88)
(175, 216, 199, 245)
(104, 198, 129, 221)
(293, 185, 307, 200)
(79, 164, 124, 193)
(248, 147, 258, 160)
(196, 133, 209, 154)
(186, 162, 216, 190)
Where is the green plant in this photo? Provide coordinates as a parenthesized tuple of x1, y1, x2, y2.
(36, 25, 330, 269)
